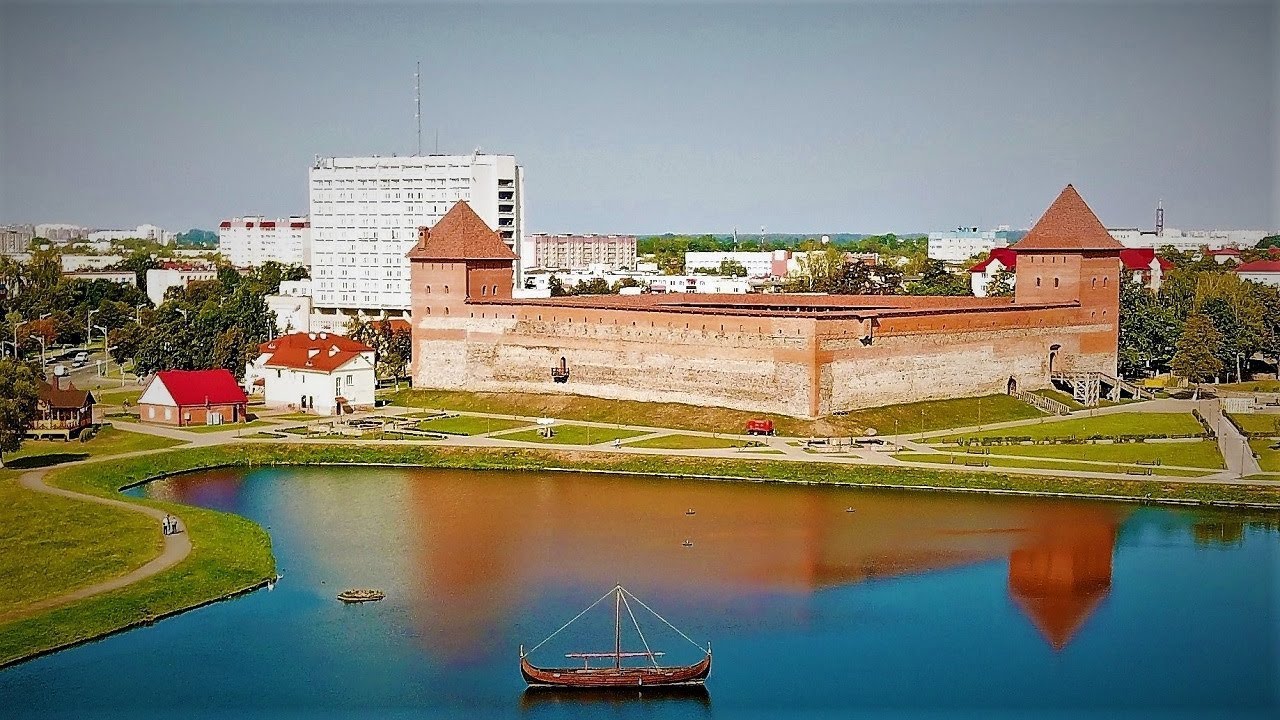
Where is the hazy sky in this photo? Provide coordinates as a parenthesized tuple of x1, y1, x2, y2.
(1, 1, 1275, 233)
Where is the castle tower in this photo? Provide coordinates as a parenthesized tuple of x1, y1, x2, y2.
(1011, 185, 1123, 375)
(406, 201, 517, 380)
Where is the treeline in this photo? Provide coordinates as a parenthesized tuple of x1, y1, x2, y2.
(638, 233, 928, 274)
(1120, 257, 1280, 382)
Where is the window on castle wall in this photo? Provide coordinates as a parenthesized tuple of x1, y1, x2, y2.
(1103, 277, 1108, 287)
(481, 286, 487, 296)
(444, 285, 449, 294)
(492, 285, 498, 295)
(426, 286, 431, 294)
(1054, 278, 1059, 288)
(1035, 277, 1041, 287)
(1092, 278, 1097, 288)
(445, 307, 449, 315)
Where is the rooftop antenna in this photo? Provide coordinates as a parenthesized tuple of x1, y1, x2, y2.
(760, 225, 766, 251)
(1156, 199, 1164, 236)
(732, 227, 738, 251)
(415, 61, 422, 156)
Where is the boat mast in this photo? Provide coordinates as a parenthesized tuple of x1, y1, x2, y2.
(614, 586, 622, 670)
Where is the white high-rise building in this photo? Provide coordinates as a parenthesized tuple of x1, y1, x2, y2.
(218, 216, 311, 267)
(927, 227, 1009, 263)
(308, 153, 524, 317)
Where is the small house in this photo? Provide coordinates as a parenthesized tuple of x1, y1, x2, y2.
(245, 331, 376, 415)
(28, 371, 96, 439)
(138, 369, 248, 426)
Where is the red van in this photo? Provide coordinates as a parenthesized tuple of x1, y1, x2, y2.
(745, 419, 776, 436)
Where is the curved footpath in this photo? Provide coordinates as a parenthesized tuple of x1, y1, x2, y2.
(9, 459, 192, 622)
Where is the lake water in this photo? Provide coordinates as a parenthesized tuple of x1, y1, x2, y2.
(2, 467, 1277, 718)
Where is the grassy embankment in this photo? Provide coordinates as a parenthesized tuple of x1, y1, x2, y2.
(494, 425, 649, 445)
(384, 388, 1045, 437)
(625, 434, 753, 450)
(0, 450, 276, 667)
(1, 426, 182, 473)
(1249, 439, 1280, 473)
(1217, 380, 1280, 393)
(413, 414, 531, 435)
(894, 452, 1215, 478)
(935, 412, 1204, 443)
(1228, 413, 1280, 436)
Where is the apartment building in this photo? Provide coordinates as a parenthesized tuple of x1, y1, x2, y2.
(927, 227, 1011, 262)
(308, 153, 524, 318)
(523, 233, 636, 272)
(218, 216, 311, 267)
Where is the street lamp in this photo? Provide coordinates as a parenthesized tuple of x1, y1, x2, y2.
(86, 308, 99, 350)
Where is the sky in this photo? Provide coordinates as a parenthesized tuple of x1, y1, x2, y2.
(0, 1, 1275, 234)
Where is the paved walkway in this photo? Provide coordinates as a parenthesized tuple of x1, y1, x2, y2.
(7, 456, 192, 622)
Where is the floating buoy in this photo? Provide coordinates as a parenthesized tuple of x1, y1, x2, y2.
(845, 507, 856, 513)
(682, 540, 694, 548)
(685, 509, 696, 516)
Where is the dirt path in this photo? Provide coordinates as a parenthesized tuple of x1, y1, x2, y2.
(7, 460, 192, 622)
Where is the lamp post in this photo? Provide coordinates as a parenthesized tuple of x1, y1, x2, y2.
(86, 308, 99, 351)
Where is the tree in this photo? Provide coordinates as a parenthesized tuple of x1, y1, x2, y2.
(1118, 280, 1179, 378)
(1257, 235, 1280, 250)
(0, 357, 41, 468)
(1171, 314, 1224, 394)
(573, 278, 612, 295)
(905, 259, 971, 296)
(380, 325, 412, 388)
(548, 275, 570, 297)
(718, 259, 748, 277)
(984, 269, 1015, 297)
(107, 324, 145, 367)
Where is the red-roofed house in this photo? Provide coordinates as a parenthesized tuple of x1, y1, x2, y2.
(1205, 248, 1242, 264)
(138, 369, 249, 426)
(1235, 260, 1280, 287)
(246, 331, 376, 414)
(968, 247, 1018, 296)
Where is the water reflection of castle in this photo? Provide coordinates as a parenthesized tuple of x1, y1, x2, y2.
(163, 469, 1124, 656)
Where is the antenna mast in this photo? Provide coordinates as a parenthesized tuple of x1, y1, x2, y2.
(1155, 199, 1164, 237)
(415, 61, 422, 156)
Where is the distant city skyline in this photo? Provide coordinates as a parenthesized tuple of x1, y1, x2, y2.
(1, 1, 1275, 233)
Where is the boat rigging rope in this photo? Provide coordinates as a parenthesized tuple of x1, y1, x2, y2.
(620, 586, 708, 654)
(523, 585, 619, 658)
(619, 592, 659, 668)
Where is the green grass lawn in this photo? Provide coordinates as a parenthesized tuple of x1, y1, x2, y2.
(0, 479, 160, 620)
(937, 412, 1204, 443)
(1032, 388, 1129, 411)
(1250, 439, 1280, 472)
(894, 451, 1214, 478)
(1217, 380, 1280, 393)
(1228, 413, 1280, 437)
(181, 419, 279, 434)
(416, 415, 530, 435)
(493, 425, 649, 445)
(624, 434, 750, 450)
(741, 448, 785, 454)
(267, 412, 327, 422)
(385, 388, 1044, 437)
(966, 440, 1225, 469)
(3, 427, 183, 471)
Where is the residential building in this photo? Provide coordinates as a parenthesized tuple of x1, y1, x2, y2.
(35, 224, 90, 243)
(1235, 260, 1280, 286)
(61, 254, 124, 272)
(137, 369, 248, 426)
(685, 251, 790, 278)
(89, 224, 175, 245)
(968, 248, 1019, 297)
(28, 371, 96, 439)
(1108, 227, 1272, 251)
(524, 234, 636, 272)
(64, 270, 137, 287)
(245, 331, 376, 415)
(145, 264, 218, 305)
(927, 227, 1011, 262)
(266, 280, 315, 334)
(308, 153, 524, 322)
(1, 225, 34, 255)
(218, 216, 311, 267)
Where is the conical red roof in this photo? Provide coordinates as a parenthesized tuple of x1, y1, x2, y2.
(406, 201, 517, 261)
(1012, 185, 1123, 252)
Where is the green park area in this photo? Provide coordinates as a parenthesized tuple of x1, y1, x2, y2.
(936, 412, 1204, 443)
(1250, 439, 1280, 473)
(493, 424, 648, 446)
(1, 427, 182, 473)
(181, 419, 279, 434)
(414, 414, 530, 436)
(1217, 380, 1280, 393)
(624, 434, 751, 450)
(385, 388, 1044, 437)
(976, 439, 1224, 469)
(1228, 413, 1280, 437)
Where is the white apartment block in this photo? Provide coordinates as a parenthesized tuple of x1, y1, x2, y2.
(524, 233, 636, 271)
(89, 224, 175, 245)
(684, 251, 790, 278)
(1108, 227, 1271, 251)
(927, 227, 1009, 262)
(308, 153, 524, 318)
(218, 216, 311, 267)
(146, 266, 218, 306)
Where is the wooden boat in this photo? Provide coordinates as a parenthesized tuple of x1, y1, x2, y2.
(337, 589, 385, 603)
(519, 585, 711, 688)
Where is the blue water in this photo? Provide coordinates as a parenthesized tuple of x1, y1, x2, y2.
(1, 467, 1277, 719)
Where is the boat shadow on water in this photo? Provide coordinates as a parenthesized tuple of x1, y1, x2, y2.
(519, 685, 712, 713)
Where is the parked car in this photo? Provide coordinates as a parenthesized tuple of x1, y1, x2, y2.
(745, 419, 776, 436)
(73, 351, 88, 367)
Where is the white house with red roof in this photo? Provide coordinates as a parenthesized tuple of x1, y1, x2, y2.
(1235, 259, 1280, 287)
(969, 246, 1171, 297)
(246, 331, 376, 414)
(138, 369, 249, 427)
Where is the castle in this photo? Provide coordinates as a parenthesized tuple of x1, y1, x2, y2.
(407, 185, 1122, 419)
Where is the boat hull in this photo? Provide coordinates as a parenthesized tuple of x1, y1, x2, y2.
(520, 655, 711, 688)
